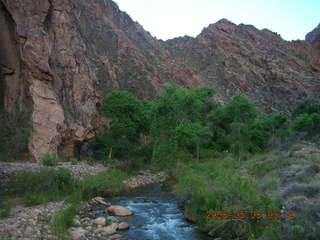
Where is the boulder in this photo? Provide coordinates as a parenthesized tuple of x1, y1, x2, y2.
(93, 217, 106, 226)
(117, 222, 130, 230)
(107, 205, 133, 216)
(90, 197, 111, 206)
(95, 226, 116, 235)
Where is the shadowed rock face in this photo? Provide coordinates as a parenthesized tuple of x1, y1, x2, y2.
(306, 23, 320, 53)
(0, 1, 28, 114)
(0, 0, 319, 161)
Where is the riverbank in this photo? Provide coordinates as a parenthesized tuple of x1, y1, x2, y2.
(167, 142, 320, 240)
(0, 167, 170, 240)
(1, 141, 320, 239)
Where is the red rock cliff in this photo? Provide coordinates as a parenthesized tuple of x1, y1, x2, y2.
(164, 19, 320, 113)
(0, 0, 202, 161)
(0, 1, 319, 161)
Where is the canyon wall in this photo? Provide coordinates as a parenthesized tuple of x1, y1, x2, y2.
(0, 0, 319, 161)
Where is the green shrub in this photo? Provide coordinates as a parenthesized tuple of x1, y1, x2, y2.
(49, 167, 131, 236)
(77, 168, 130, 200)
(152, 142, 178, 169)
(315, 225, 320, 239)
(292, 99, 320, 118)
(41, 154, 62, 166)
(52, 204, 79, 234)
(290, 143, 304, 152)
(291, 113, 320, 138)
(7, 168, 77, 203)
(250, 161, 274, 177)
(23, 193, 47, 206)
(174, 159, 278, 239)
(68, 157, 78, 165)
(0, 196, 13, 219)
(199, 148, 222, 160)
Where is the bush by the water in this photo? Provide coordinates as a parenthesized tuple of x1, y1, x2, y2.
(173, 158, 280, 239)
(1, 167, 131, 237)
(76, 167, 131, 201)
(51, 167, 130, 236)
(3, 167, 131, 207)
(52, 203, 80, 236)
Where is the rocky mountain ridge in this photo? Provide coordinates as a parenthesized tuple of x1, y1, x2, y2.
(165, 19, 320, 112)
(306, 23, 320, 52)
(0, 0, 319, 161)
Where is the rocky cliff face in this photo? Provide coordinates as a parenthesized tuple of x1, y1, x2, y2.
(306, 23, 320, 53)
(0, 0, 319, 161)
(0, 0, 201, 161)
(164, 19, 320, 113)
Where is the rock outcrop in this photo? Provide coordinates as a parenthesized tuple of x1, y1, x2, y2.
(0, 0, 319, 161)
(306, 23, 320, 53)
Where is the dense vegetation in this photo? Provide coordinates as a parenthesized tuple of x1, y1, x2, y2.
(1, 85, 319, 239)
(93, 84, 319, 167)
(90, 84, 320, 239)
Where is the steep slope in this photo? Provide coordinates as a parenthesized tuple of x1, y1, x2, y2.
(164, 19, 320, 113)
(0, 0, 201, 161)
(306, 23, 320, 53)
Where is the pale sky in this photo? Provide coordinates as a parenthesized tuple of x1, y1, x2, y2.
(113, 0, 320, 41)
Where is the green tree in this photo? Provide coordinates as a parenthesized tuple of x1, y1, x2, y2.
(247, 124, 271, 152)
(225, 95, 257, 123)
(229, 122, 252, 161)
(208, 95, 258, 152)
(251, 114, 288, 149)
(99, 90, 149, 159)
(208, 106, 231, 151)
(150, 84, 215, 163)
(292, 99, 320, 118)
(150, 84, 214, 138)
(172, 122, 211, 160)
(291, 113, 320, 138)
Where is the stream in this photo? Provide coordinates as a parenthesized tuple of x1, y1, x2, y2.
(104, 183, 211, 240)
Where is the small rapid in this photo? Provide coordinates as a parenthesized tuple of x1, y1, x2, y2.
(105, 183, 210, 240)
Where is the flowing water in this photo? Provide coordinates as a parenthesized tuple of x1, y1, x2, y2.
(105, 183, 211, 240)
